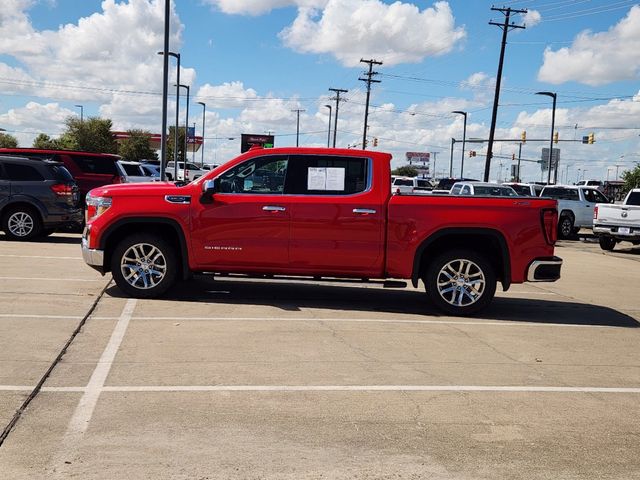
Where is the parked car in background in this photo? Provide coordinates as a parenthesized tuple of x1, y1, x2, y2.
(139, 163, 161, 180)
(593, 188, 640, 250)
(0, 155, 82, 240)
(540, 185, 611, 239)
(391, 176, 432, 195)
(576, 180, 604, 191)
(201, 164, 219, 171)
(0, 148, 122, 205)
(435, 177, 478, 192)
(450, 181, 518, 197)
(117, 161, 152, 183)
(503, 182, 543, 197)
(165, 162, 207, 181)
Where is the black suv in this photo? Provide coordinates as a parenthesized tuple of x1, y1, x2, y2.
(0, 156, 82, 240)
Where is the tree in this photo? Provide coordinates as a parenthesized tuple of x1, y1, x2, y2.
(32, 133, 59, 149)
(118, 129, 158, 162)
(391, 165, 419, 177)
(621, 163, 640, 192)
(59, 116, 118, 153)
(0, 133, 18, 148)
(166, 126, 187, 163)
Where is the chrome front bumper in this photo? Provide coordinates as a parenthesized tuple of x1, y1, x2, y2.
(81, 236, 105, 272)
(527, 256, 563, 282)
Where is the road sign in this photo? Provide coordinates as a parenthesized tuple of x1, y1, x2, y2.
(406, 152, 430, 174)
(541, 148, 560, 171)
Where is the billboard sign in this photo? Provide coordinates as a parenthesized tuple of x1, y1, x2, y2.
(241, 134, 275, 153)
(405, 152, 430, 175)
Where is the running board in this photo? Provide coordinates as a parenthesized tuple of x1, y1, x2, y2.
(383, 280, 407, 288)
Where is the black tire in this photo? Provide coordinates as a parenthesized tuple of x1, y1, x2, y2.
(599, 236, 616, 251)
(423, 249, 497, 316)
(110, 233, 178, 298)
(558, 215, 574, 240)
(2, 205, 42, 241)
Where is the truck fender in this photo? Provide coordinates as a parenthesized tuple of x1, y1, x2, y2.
(99, 217, 191, 280)
(410, 227, 511, 291)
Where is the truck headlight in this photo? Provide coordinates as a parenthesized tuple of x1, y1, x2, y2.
(86, 195, 112, 222)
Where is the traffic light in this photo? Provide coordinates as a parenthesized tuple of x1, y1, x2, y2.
(521, 131, 526, 143)
(553, 131, 559, 144)
(469, 150, 476, 157)
(373, 137, 378, 147)
(588, 132, 595, 144)
(512, 153, 515, 160)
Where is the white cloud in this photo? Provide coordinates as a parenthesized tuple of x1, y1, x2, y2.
(0, 101, 74, 146)
(203, 0, 327, 16)
(538, 5, 640, 86)
(522, 9, 541, 28)
(279, 0, 465, 66)
(195, 81, 259, 109)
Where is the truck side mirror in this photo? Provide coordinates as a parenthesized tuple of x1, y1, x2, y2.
(200, 179, 219, 204)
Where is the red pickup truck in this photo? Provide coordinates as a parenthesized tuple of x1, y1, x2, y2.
(81, 147, 562, 315)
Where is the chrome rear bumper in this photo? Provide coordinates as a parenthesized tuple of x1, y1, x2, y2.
(527, 256, 562, 282)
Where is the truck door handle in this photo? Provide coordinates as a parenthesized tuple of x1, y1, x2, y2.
(262, 205, 286, 212)
(353, 208, 377, 215)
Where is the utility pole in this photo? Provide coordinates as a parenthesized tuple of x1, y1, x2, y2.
(291, 109, 305, 147)
(359, 58, 382, 150)
(324, 104, 332, 147)
(484, 6, 527, 182)
(517, 142, 522, 182)
(615, 164, 622, 180)
(159, 0, 170, 180)
(329, 88, 348, 148)
(431, 152, 438, 181)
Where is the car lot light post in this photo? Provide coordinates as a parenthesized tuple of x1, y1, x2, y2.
(536, 91, 557, 185)
(197, 102, 206, 167)
(158, 50, 181, 181)
(452, 111, 467, 177)
(176, 83, 190, 173)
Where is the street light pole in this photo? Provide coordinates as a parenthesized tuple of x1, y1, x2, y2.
(452, 111, 467, 177)
(75, 105, 84, 123)
(197, 101, 206, 167)
(291, 109, 305, 147)
(329, 88, 348, 148)
(159, 50, 181, 181)
(536, 91, 557, 185)
(449, 138, 456, 177)
(158, 0, 170, 179)
(324, 104, 332, 148)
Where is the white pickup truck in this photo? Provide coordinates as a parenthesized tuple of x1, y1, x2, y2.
(540, 185, 611, 239)
(593, 188, 640, 250)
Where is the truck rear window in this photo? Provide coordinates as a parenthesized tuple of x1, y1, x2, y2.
(627, 192, 640, 205)
(51, 165, 74, 182)
(542, 188, 579, 201)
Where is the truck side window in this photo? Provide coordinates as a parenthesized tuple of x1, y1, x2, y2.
(217, 156, 288, 194)
(583, 190, 595, 203)
(285, 155, 368, 195)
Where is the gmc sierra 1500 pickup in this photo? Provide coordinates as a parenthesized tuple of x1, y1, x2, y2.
(81, 147, 562, 316)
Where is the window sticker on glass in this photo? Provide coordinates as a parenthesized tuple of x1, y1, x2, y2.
(308, 167, 327, 190)
(326, 167, 345, 191)
(244, 179, 253, 190)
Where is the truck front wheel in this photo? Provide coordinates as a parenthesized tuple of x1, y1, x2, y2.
(111, 233, 177, 298)
(424, 249, 496, 316)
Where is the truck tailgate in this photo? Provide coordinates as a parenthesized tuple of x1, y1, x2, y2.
(595, 204, 640, 226)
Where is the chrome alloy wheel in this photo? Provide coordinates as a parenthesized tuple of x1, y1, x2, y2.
(120, 243, 167, 290)
(8, 211, 34, 237)
(436, 258, 486, 307)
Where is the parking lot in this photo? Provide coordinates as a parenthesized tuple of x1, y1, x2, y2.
(0, 233, 639, 479)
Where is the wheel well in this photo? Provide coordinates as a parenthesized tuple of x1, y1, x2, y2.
(101, 220, 188, 278)
(1, 201, 43, 223)
(559, 210, 574, 220)
(412, 231, 510, 290)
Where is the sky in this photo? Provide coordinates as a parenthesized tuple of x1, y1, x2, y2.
(0, 0, 639, 183)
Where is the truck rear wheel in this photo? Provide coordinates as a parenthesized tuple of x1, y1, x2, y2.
(599, 236, 616, 251)
(111, 233, 177, 298)
(423, 249, 496, 316)
(558, 215, 574, 240)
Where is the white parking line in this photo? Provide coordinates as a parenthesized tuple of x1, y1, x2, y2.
(0, 276, 102, 282)
(64, 299, 137, 436)
(0, 255, 82, 260)
(2, 385, 640, 394)
(128, 316, 616, 328)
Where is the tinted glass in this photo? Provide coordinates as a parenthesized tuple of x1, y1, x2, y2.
(542, 188, 579, 200)
(627, 192, 640, 205)
(218, 155, 288, 194)
(416, 179, 430, 188)
(511, 185, 532, 196)
(461, 186, 471, 195)
(51, 165, 74, 182)
(592, 190, 608, 203)
(394, 179, 413, 186)
(72, 156, 118, 175)
(5, 163, 44, 181)
(185, 163, 200, 170)
(450, 185, 462, 195)
(286, 155, 368, 195)
(583, 190, 597, 203)
(474, 186, 516, 196)
(121, 163, 142, 176)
